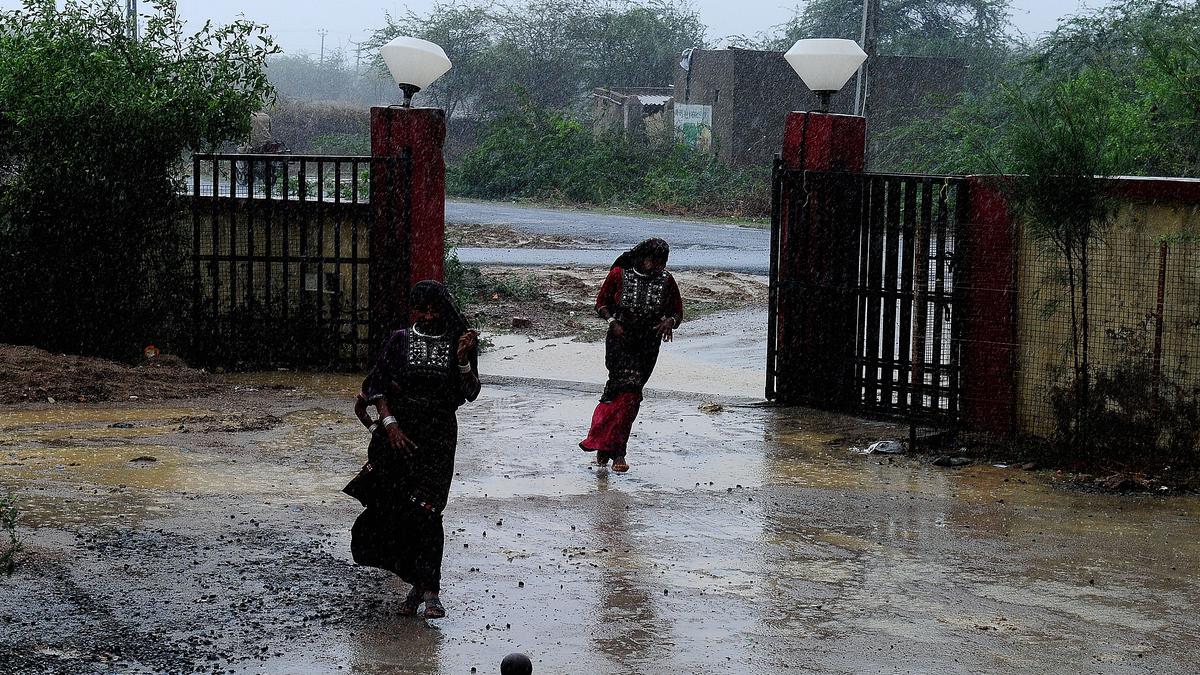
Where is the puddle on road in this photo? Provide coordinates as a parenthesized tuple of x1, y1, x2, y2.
(224, 371, 361, 397)
(4, 377, 1200, 673)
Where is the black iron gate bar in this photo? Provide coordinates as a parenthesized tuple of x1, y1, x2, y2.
(767, 165, 965, 422)
(851, 172, 963, 419)
(188, 152, 375, 370)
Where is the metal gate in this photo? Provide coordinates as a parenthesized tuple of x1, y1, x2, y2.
(187, 151, 410, 370)
(767, 164, 966, 422)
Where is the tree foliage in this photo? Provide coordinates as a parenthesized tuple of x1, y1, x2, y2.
(884, 0, 1200, 177)
(265, 51, 392, 107)
(732, 0, 1015, 60)
(450, 101, 768, 217)
(364, 0, 706, 116)
(0, 0, 277, 360)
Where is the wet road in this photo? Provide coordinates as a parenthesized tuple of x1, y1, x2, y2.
(457, 247, 769, 274)
(449, 201, 770, 272)
(2, 371, 1198, 674)
(446, 200, 768, 252)
(187, 182, 770, 271)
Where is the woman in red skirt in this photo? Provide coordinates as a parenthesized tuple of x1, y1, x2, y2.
(579, 238, 683, 472)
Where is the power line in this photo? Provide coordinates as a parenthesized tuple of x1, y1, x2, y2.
(317, 28, 329, 65)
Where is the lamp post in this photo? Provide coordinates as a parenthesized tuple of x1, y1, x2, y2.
(379, 36, 452, 108)
(369, 37, 453, 350)
(766, 39, 869, 405)
(784, 39, 867, 114)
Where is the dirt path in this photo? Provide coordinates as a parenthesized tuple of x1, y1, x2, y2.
(3, 377, 1199, 674)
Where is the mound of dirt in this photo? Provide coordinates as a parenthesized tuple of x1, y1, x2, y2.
(0, 344, 224, 404)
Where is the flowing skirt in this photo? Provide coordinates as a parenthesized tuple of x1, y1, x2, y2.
(344, 404, 458, 590)
(580, 323, 661, 457)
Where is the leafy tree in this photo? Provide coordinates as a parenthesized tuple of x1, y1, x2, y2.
(537, 0, 706, 91)
(266, 51, 391, 106)
(365, 1, 497, 118)
(1002, 69, 1147, 450)
(733, 0, 1015, 61)
(0, 0, 277, 360)
(364, 0, 706, 116)
(888, 0, 1200, 177)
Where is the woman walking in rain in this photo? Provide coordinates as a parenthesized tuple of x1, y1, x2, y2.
(344, 280, 480, 619)
(579, 238, 683, 472)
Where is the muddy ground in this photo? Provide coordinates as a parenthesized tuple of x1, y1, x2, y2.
(464, 265, 767, 341)
(0, 345, 222, 405)
(3, 241, 1199, 673)
(2, 376, 1199, 674)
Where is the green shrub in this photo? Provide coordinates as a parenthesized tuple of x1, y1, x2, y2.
(267, 97, 370, 154)
(449, 103, 769, 218)
(0, 0, 276, 361)
(1051, 362, 1200, 471)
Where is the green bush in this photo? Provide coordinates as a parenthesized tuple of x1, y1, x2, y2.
(448, 103, 769, 218)
(1051, 362, 1200, 471)
(267, 97, 370, 154)
(0, 0, 276, 361)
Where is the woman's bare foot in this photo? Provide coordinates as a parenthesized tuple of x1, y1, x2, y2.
(596, 451, 611, 466)
(611, 456, 629, 472)
(422, 591, 446, 619)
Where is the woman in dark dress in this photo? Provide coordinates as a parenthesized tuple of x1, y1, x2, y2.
(344, 280, 480, 619)
(579, 238, 683, 472)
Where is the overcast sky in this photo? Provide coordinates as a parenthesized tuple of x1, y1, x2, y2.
(2, 0, 1112, 57)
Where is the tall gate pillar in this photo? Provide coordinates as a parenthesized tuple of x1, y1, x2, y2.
(369, 106, 447, 353)
(768, 112, 866, 405)
(782, 112, 866, 173)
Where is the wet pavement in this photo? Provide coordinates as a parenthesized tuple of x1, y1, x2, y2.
(446, 201, 768, 252)
(3, 371, 1200, 674)
(455, 248, 769, 274)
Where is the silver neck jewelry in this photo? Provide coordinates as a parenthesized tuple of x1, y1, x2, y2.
(411, 323, 445, 339)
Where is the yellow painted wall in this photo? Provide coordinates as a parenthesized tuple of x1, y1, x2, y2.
(1015, 200, 1200, 436)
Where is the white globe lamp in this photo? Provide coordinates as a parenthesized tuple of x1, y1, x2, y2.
(379, 36, 453, 107)
(784, 39, 868, 113)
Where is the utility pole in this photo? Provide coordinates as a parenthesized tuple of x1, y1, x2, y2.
(854, 0, 880, 117)
(318, 29, 329, 66)
(126, 0, 138, 42)
(349, 39, 364, 75)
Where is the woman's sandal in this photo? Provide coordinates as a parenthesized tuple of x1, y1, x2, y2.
(611, 457, 630, 473)
(399, 587, 422, 616)
(422, 596, 446, 619)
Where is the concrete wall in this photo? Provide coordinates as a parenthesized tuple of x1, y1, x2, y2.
(673, 49, 965, 168)
(1012, 182, 1200, 436)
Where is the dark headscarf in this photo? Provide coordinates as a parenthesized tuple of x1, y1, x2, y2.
(410, 280, 470, 339)
(611, 237, 669, 270)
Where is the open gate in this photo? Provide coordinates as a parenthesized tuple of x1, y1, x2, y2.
(767, 162, 967, 424)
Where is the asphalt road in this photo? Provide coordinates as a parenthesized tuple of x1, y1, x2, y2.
(189, 181, 772, 272)
(447, 200, 771, 272)
(446, 199, 769, 251)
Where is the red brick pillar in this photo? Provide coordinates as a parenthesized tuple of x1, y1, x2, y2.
(782, 112, 866, 173)
(959, 177, 1018, 434)
(772, 112, 866, 406)
(369, 106, 446, 350)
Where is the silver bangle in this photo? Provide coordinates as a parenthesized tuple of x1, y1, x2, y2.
(368, 422, 378, 434)
(607, 316, 616, 324)
(381, 416, 397, 428)
(458, 362, 472, 373)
